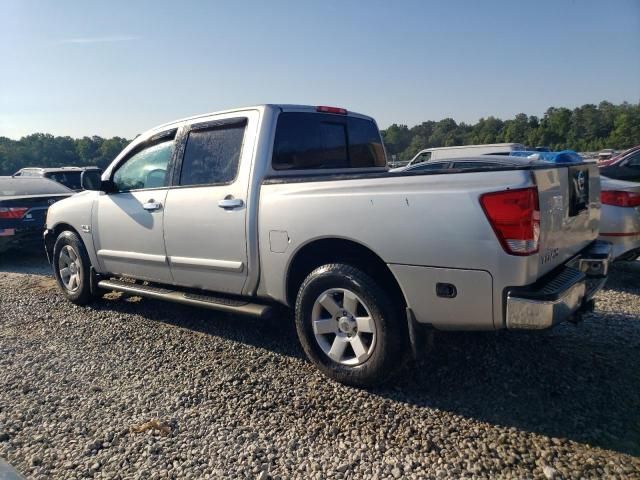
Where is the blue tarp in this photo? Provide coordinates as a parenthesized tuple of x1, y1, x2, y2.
(509, 150, 582, 163)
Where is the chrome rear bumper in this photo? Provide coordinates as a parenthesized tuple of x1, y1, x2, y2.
(506, 241, 612, 330)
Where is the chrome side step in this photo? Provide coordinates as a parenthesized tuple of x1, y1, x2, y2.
(97, 279, 273, 319)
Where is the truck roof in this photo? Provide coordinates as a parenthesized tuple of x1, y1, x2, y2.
(418, 143, 524, 153)
(15, 166, 100, 174)
(151, 104, 375, 133)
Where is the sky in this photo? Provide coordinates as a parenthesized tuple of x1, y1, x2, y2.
(1, 0, 639, 139)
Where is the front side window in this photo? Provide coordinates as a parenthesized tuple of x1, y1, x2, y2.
(272, 113, 386, 170)
(113, 139, 174, 191)
(413, 152, 431, 165)
(179, 122, 246, 186)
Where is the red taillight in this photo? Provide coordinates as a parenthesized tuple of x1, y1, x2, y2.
(480, 187, 540, 256)
(0, 207, 28, 219)
(601, 190, 640, 208)
(316, 106, 347, 115)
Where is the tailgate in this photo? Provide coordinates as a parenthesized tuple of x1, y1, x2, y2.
(533, 163, 600, 275)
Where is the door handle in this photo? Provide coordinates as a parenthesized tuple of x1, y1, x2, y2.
(218, 197, 244, 209)
(143, 200, 162, 211)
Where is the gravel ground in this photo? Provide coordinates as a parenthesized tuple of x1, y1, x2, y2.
(0, 253, 639, 479)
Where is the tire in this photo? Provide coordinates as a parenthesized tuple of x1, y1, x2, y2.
(52, 231, 96, 305)
(294, 263, 408, 387)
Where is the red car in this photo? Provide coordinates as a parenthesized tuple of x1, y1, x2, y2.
(598, 145, 640, 171)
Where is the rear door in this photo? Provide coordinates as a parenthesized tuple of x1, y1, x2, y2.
(93, 129, 178, 282)
(162, 111, 259, 294)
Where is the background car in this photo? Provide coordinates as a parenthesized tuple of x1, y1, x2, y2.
(395, 154, 640, 261)
(597, 149, 616, 161)
(598, 145, 640, 181)
(13, 166, 102, 191)
(599, 176, 640, 261)
(401, 143, 526, 169)
(392, 155, 542, 173)
(0, 177, 74, 253)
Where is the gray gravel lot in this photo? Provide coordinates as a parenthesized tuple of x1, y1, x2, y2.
(0, 251, 639, 479)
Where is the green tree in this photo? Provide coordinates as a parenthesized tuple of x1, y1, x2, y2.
(503, 113, 530, 144)
(609, 108, 640, 149)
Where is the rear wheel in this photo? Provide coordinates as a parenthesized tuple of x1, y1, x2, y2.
(295, 263, 408, 387)
(52, 231, 96, 305)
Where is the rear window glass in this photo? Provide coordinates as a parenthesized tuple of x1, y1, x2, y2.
(272, 113, 386, 170)
(0, 177, 73, 196)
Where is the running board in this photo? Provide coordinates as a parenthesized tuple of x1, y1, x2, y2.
(97, 279, 273, 319)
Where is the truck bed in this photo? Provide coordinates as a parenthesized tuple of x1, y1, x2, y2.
(258, 162, 600, 330)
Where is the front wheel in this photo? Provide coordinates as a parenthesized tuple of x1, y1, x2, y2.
(52, 231, 96, 305)
(294, 264, 408, 387)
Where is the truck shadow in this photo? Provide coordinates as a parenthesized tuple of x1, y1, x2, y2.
(0, 249, 51, 275)
(602, 259, 640, 294)
(10, 248, 633, 458)
(92, 288, 640, 457)
(376, 314, 640, 457)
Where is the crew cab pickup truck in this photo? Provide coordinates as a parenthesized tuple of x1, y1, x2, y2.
(44, 105, 612, 386)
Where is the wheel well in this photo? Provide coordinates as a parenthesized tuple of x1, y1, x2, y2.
(46, 223, 82, 257)
(286, 238, 407, 310)
(52, 223, 81, 237)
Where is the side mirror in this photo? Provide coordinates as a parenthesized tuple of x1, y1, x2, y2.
(99, 179, 117, 193)
(80, 171, 103, 191)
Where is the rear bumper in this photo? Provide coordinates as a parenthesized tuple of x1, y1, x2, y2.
(0, 227, 44, 253)
(505, 241, 612, 330)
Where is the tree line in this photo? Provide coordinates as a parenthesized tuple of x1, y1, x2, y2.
(0, 134, 130, 175)
(1, 100, 638, 175)
(382, 101, 640, 162)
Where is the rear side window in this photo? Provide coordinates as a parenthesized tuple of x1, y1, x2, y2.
(179, 121, 246, 186)
(272, 113, 386, 170)
(46, 172, 82, 190)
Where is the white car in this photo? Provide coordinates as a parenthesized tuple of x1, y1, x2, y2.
(599, 176, 640, 261)
(400, 143, 526, 169)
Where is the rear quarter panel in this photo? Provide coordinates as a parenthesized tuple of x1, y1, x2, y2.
(258, 169, 538, 329)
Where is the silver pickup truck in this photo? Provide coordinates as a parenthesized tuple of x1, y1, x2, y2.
(44, 104, 612, 386)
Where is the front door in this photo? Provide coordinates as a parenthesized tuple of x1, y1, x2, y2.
(163, 112, 258, 294)
(93, 132, 177, 283)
